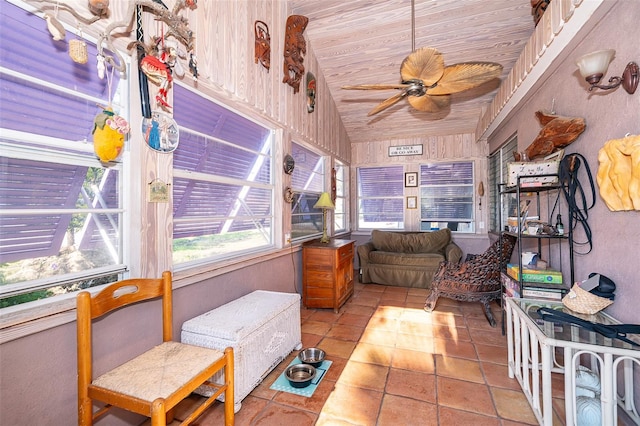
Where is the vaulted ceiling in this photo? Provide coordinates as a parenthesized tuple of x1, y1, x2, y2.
(289, 0, 538, 144)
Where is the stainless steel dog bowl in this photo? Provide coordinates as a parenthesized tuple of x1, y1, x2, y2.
(298, 347, 326, 368)
(285, 363, 316, 388)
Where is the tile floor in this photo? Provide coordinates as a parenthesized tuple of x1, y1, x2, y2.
(168, 280, 570, 426)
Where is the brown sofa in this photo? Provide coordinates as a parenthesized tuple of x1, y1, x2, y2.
(357, 229, 463, 288)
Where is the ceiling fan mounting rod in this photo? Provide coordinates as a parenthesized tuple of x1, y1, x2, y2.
(411, 0, 415, 52)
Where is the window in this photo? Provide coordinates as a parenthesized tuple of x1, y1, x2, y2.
(419, 162, 474, 232)
(290, 143, 325, 240)
(357, 166, 404, 229)
(0, 3, 127, 307)
(488, 135, 518, 232)
(172, 84, 274, 266)
(333, 161, 347, 233)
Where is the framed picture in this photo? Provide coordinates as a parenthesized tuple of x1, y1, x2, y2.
(404, 172, 418, 187)
(406, 196, 417, 209)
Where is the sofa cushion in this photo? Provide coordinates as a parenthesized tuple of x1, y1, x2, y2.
(370, 251, 445, 267)
(371, 229, 451, 254)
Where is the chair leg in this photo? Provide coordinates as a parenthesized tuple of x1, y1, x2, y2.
(481, 301, 497, 327)
(424, 290, 439, 312)
(224, 347, 235, 426)
(151, 399, 167, 426)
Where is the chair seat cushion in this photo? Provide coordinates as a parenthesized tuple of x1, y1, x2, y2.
(369, 251, 444, 267)
(91, 341, 224, 402)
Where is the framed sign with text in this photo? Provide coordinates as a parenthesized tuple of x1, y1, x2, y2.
(389, 144, 423, 157)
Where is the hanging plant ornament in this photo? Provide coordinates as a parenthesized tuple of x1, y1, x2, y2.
(92, 107, 130, 162)
(92, 65, 130, 163)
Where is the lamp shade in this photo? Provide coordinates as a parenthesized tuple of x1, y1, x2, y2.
(575, 49, 615, 78)
(313, 192, 335, 210)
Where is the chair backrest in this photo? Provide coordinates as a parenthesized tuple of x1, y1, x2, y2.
(76, 271, 173, 392)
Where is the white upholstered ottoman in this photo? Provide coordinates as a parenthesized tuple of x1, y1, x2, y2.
(181, 290, 302, 411)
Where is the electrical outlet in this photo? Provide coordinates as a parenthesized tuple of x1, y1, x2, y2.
(285, 233, 291, 243)
(479, 221, 485, 229)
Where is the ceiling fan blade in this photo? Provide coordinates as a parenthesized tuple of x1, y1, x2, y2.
(367, 92, 406, 116)
(407, 94, 451, 113)
(428, 62, 503, 95)
(342, 84, 409, 90)
(400, 47, 445, 86)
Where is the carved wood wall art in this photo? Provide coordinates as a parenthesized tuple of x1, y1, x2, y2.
(597, 134, 640, 211)
(531, 0, 551, 27)
(306, 72, 316, 112)
(254, 20, 270, 71)
(514, 110, 586, 161)
(282, 14, 308, 93)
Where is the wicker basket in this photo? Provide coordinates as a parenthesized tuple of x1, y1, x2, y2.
(562, 283, 613, 315)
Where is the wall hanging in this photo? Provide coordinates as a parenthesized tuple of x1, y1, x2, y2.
(306, 72, 316, 112)
(254, 20, 270, 71)
(597, 133, 640, 211)
(282, 14, 308, 93)
(514, 110, 586, 161)
(142, 110, 180, 153)
(92, 65, 130, 163)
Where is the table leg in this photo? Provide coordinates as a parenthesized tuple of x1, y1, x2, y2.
(541, 342, 553, 425)
(564, 347, 574, 426)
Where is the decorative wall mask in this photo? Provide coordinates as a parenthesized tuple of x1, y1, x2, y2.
(531, 0, 551, 27)
(597, 134, 640, 211)
(306, 72, 316, 112)
(514, 110, 586, 161)
(282, 14, 308, 93)
(254, 20, 270, 71)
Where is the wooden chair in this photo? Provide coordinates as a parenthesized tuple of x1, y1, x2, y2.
(77, 271, 234, 426)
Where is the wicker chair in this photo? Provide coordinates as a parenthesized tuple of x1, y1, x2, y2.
(424, 234, 517, 327)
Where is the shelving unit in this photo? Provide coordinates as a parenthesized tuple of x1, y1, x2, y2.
(499, 173, 573, 301)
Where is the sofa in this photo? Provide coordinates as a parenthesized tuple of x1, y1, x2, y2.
(357, 229, 463, 288)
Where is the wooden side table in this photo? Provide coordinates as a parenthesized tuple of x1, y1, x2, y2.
(302, 239, 355, 312)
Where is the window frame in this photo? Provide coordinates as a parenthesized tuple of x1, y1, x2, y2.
(0, 3, 130, 309)
(419, 161, 475, 233)
(488, 134, 518, 233)
(170, 82, 276, 268)
(289, 141, 326, 242)
(333, 160, 348, 234)
(356, 165, 404, 230)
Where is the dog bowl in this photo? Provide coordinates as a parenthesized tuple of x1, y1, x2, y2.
(285, 363, 316, 388)
(298, 347, 326, 368)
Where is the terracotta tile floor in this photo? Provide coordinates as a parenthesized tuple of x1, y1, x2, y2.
(167, 281, 569, 425)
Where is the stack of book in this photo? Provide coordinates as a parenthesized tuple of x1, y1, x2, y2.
(501, 270, 565, 301)
(506, 264, 563, 284)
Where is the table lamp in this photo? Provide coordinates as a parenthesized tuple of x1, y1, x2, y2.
(313, 192, 335, 243)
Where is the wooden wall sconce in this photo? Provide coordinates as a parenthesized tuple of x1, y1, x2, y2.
(282, 14, 309, 93)
(254, 20, 270, 71)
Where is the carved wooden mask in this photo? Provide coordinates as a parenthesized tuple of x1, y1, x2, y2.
(254, 20, 270, 71)
(282, 15, 309, 93)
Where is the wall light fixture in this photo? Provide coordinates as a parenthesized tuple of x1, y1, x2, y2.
(575, 49, 638, 94)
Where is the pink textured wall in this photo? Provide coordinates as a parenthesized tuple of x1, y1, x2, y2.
(489, 2, 639, 324)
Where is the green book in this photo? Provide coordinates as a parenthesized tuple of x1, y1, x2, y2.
(507, 264, 563, 284)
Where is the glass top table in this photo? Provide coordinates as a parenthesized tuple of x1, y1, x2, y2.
(504, 298, 640, 425)
(512, 298, 640, 349)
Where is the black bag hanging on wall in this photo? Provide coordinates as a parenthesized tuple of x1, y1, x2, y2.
(558, 153, 596, 254)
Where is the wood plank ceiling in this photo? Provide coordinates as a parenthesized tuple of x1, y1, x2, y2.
(289, 0, 537, 144)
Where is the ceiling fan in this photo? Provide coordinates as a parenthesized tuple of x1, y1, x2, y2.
(342, 1, 503, 117)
